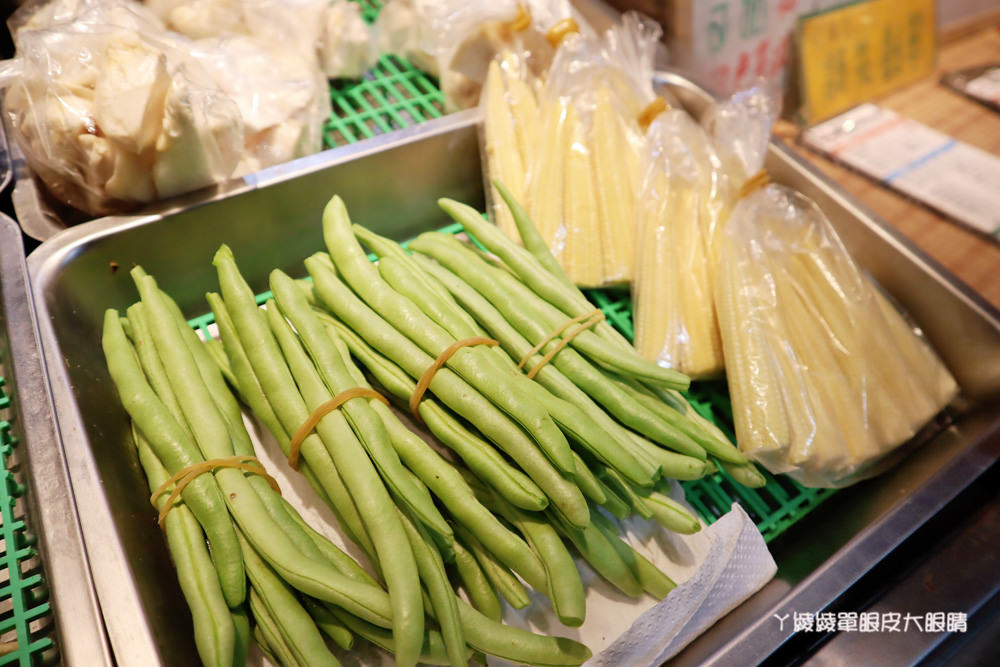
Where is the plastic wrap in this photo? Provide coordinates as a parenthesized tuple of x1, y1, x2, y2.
(632, 109, 725, 378)
(378, 0, 587, 110)
(146, 0, 376, 79)
(481, 12, 659, 287)
(3, 0, 243, 215)
(2, 0, 332, 216)
(709, 84, 958, 487)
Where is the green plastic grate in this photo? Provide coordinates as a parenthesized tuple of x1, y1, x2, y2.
(324, 1, 446, 148)
(0, 358, 57, 666)
(188, 222, 834, 544)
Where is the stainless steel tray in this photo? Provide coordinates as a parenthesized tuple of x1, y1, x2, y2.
(0, 213, 110, 665)
(26, 75, 1000, 665)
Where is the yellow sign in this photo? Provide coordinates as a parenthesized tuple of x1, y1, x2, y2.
(798, 0, 936, 123)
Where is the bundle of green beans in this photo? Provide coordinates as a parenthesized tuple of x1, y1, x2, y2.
(104, 267, 595, 667)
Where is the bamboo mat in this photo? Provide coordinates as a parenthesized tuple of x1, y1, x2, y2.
(775, 26, 1000, 310)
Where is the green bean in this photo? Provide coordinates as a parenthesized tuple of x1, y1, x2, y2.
(370, 401, 548, 592)
(594, 477, 631, 520)
(439, 197, 689, 389)
(493, 179, 577, 292)
(454, 524, 530, 610)
(321, 198, 575, 477)
(300, 598, 355, 650)
(249, 589, 300, 667)
(590, 512, 676, 600)
(409, 234, 705, 459)
(397, 509, 467, 667)
(598, 468, 653, 520)
(230, 605, 250, 667)
(212, 247, 376, 556)
(320, 313, 547, 511)
(259, 298, 424, 664)
(413, 254, 664, 485)
(327, 607, 459, 666)
(605, 372, 747, 464)
(353, 224, 483, 335)
(452, 540, 502, 622)
(569, 451, 607, 505)
(720, 460, 767, 488)
(133, 425, 235, 667)
(270, 270, 453, 541)
(139, 270, 396, 628)
(621, 430, 712, 481)
(306, 255, 589, 527)
(103, 309, 245, 608)
(207, 292, 369, 551)
(204, 338, 237, 388)
(252, 625, 275, 665)
(237, 529, 341, 666)
(644, 488, 702, 535)
(549, 512, 643, 599)
(457, 600, 592, 666)
(481, 489, 586, 628)
(278, 497, 379, 587)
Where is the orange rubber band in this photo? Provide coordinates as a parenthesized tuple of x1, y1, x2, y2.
(737, 169, 771, 199)
(522, 311, 605, 380)
(638, 97, 669, 131)
(504, 4, 532, 32)
(288, 388, 389, 470)
(151, 455, 280, 528)
(517, 309, 604, 372)
(546, 17, 580, 47)
(410, 337, 499, 419)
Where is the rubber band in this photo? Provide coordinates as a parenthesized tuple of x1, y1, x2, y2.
(150, 456, 280, 528)
(410, 337, 499, 419)
(517, 309, 604, 371)
(523, 311, 605, 380)
(638, 97, 669, 131)
(545, 17, 580, 47)
(504, 4, 532, 32)
(737, 169, 771, 199)
(288, 388, 389, 470)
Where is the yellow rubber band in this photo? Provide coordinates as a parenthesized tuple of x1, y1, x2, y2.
(737, 169, 771, 199)
(410, 337, 499, 419)
(150, 456, 281, 528)
(504, 4, 532, 32)
(546, 17, 580, 47)
(638, 98, 669, 131)
(517, 309, 604, 371)
(288, 388, 389, 470)
(522, 311, 605, 380)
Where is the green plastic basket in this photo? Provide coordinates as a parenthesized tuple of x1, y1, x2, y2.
(188, 222, 834, 543)
(0, 359, 56, 666)
(324, 1, 446, 148)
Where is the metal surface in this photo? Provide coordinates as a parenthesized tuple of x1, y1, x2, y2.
(0, 214, 111, 665)
(26, 75, 1000, 666)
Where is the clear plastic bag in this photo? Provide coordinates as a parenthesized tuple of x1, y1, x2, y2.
(632, 109, 725, 378)
(379, 0, 587, 110)
(3, 0, 332, 216)
(145, 0, 376, 79)
(3, 0, 243, 215)
(709, 84, 958, 487)
(481, 12, 659, 287)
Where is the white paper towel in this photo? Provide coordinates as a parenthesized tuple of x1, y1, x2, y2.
(492, 497, 776, 667)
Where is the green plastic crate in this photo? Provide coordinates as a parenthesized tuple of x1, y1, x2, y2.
(0, 359, 56, 666)
(324, 1, 446, 148)
(188, 222, 834, 543)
